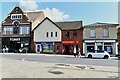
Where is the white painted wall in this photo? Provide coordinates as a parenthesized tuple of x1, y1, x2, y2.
(34, 19, 61, 42)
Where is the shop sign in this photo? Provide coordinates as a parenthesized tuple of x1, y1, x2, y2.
(10, 38, 20, 41)
(62, 41, 78, 44)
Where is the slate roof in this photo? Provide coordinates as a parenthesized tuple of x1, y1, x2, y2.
(56, 21, 83, 30)
(84, 22, 119, 27)
(24, 11, 45, 22)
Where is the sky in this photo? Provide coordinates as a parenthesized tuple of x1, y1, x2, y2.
(0, 0, 119, 25)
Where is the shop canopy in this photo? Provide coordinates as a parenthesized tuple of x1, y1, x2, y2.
(62, 40, 78, 44)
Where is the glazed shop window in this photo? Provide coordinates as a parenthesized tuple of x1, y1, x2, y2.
(90, 29, 96, 38)
(4, 26, 13, 34)
(20, 27, 30, 34)
(73, 32, 77, 38)
(65, 32, 69, 37)
(103, 28, 109, 37)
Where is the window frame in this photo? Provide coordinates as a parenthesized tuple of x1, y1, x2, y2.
(103, 28, 109, 37)
(90, 28, 96, 38)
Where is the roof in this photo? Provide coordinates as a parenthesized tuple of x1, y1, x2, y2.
(56, 21, 83, 30)
(33, 17, 61, 31)
(84, 22, 119, 27)
(24, 11, 45, 22)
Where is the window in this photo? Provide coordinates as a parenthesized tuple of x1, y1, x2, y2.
(20, 26, 30, 34)
(46, 32, 49, 37)
(51, 32, 53, 37)
(65, 32, 69, 37)
(55, 32, 57, 37)
(103, 28, 109, 37)
(90, 29, 96, 37)
(73, 32, 77, 38)
(11, 14, 22, 20)
(14, 22, 19, 34)
(4, 26, 13, 34)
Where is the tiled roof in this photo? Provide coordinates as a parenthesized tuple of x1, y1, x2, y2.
(24, 11, 45, 22)
(84, 22, 119, 27)
(56, 21, 83, 30)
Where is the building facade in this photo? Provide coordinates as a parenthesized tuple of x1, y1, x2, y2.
(55, 21, 83, 55)
(33, 17, 61, 53)
(83, 23, 119, 55)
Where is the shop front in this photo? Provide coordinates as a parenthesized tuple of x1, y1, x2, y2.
(35, 42, 54, 53)
(62, 40, 79, 55)
(2, 37, 30, 52)
(83, 39, 118, 55)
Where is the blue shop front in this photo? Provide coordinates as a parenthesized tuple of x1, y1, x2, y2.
(34, 42, 54, 53)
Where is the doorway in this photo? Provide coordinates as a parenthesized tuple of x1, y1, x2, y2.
(10, 41, 21, 52)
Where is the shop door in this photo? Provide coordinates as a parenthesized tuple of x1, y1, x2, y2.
(65, 45, 70, 54)
(10, 41, 21, 52)
(36, 44, 42, 53)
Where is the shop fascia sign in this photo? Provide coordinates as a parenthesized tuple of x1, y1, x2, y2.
(10, 38, 20, 41)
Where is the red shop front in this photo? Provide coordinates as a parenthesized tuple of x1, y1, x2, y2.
(62, 40, 79, 55)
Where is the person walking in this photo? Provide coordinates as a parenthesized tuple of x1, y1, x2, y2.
(78, 48, 81, 58)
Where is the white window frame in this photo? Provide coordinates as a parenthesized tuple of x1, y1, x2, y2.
(4, 26, 13, 34)
(11, 14, 22, 20)
(90, 28, 96, 38)
(20, 26, 30, 34)
(103, 28, 109, 37)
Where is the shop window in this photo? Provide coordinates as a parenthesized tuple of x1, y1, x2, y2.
(65, 32, 69, 37)
(90, 29, 96, 38)
(103, 28, 109, 37)
(73, 32, 77, 38)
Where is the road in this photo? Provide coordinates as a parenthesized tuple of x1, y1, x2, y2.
(1, 53, 119, 67)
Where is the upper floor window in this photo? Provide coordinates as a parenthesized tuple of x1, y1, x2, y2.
(46, 32, 49, 37)
(55, 32, 57, 37)
(3, 26, 13, 34)
(65, 32, 69, 37)
(14, 22, 19, 34)
(20, 26, 30, 34)
(73, 32, 77, 38)
(103, 28, 109, 37)
(51, 32, 53, 37)
(11, 14, 22, 20)
(90, 28, 96, 38)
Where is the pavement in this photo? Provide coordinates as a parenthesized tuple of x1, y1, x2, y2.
(0, 53, 119, 78)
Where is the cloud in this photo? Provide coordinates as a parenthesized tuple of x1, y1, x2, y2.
(42, 8, 69, 21)
(19, 0, 38, 11)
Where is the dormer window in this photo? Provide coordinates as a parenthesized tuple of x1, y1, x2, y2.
(11, 14, 22, 20)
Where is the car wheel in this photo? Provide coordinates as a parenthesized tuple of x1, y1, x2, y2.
(88, 55, 92, 58)
(104, 55, 109, 59)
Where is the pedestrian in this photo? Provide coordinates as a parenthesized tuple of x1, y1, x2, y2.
(78, 48, 81, 58)
(73, 46, 77, 58)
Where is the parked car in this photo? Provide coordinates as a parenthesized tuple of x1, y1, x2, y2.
(85, 50, 110, 59)
(115, 52, 120, 59)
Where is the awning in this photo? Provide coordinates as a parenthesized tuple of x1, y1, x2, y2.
(62, 40, 78, 44)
